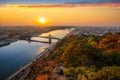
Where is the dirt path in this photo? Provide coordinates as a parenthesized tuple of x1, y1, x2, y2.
(52, 64, 66, 80)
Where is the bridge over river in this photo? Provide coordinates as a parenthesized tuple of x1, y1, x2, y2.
(27, 34, 61, 43)
(4, 28, 74, 80)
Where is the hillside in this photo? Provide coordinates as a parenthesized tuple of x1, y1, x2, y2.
(25, 32, 120, 80)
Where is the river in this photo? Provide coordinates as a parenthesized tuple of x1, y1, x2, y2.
(0, 28, 72, 80)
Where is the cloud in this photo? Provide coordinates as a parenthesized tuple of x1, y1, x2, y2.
(65, 2, 120, 7)
(3, 2, 120, 8)
(17, 4, 76, 8)
(4, 4, 76, 8)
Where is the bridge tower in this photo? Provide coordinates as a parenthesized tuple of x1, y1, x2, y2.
(49, 34, 52, 43)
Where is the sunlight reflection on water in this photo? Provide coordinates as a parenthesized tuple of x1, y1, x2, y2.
(0, 28, 72, 80)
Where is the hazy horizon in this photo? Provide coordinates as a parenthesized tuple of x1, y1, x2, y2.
(0, 0, 120, 26)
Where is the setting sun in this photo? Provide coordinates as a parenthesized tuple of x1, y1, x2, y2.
(39, 18, 46, 24)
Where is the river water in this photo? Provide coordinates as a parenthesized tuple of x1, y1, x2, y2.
(0, 29, 72, 80)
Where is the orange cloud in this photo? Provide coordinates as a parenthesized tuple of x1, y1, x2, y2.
(5, 4, 76, 8)
(2, 2, 120, 8)
(65, 2, 120, 7)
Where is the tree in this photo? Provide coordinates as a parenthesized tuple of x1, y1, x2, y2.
(91, 66, 120, 80)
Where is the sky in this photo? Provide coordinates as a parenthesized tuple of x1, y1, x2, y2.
(0, 0, 120, 26)
(0, 0, 120, 4)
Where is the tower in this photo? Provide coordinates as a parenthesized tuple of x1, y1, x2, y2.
(49, 34, 52, 43)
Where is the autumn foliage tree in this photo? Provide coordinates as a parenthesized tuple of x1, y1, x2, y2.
(25, 32, 120, 80)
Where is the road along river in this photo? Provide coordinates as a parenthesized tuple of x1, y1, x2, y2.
(0, 28, 73, 80)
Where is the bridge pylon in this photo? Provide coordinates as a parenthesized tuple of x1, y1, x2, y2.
(49, 34, 52, 43)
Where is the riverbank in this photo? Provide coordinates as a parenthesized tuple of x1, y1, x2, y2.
(0, 42, 10, 47)
(7, 43, 57, 80)
(0, 39, 18, 47)
(0, 26, 72, 48)
(25, 29, 120, 80)
(6, 28, 75, 80)
(23, 28, 76, 80)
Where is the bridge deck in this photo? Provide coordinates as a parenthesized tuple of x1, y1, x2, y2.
(29, 40, 51, 43)
(39, 36, 61, 40)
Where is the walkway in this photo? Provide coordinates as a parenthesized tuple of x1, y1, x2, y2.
(52, 63, 66, 80)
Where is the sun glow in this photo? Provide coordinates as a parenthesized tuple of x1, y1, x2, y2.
(0, 5, 120, 26)
(39, 18, 46, 24)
